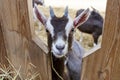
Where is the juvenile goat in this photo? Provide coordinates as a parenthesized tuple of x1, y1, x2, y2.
(76, 8, 103, 46)
(34, 5, 90, 80)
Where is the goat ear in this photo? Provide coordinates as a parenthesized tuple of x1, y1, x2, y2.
(34, 4, 47, 25)
(49, 6, 55, 18)
(64, 6, 68, 17)
(73, 8, 91, 28)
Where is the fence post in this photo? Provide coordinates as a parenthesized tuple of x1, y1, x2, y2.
(0, 0, 51, 79)
(0, 21, 8, 68)
(81, 0, 120, 80)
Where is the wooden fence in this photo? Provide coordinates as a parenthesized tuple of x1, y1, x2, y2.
(0, 0, 120, 80)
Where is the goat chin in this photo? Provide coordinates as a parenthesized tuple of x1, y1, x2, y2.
(66, 39, 85, 80)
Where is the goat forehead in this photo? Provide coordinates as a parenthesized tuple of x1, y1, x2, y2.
(46, 16, 73, 38)
(51, 16, 68, 32)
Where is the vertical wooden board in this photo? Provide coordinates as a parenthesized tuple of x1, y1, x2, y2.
(81, 50, 104, 80)
(99, 0, 120, 79)
(0, 21, 8, 67)
(101, 0, 119, 51)
(0, 0, 50, 79)
(0, 1, 31, 77)
(0, 4, 8, 67)
(111, 36, 120, 80)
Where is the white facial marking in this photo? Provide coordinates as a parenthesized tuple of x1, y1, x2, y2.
(52, 36, 68, 58)
(46, 17, 54, 37)
(65, 15, 73, 37)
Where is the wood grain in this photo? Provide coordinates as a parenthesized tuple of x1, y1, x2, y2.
(81, 0, 120, 80)
(0, 19, 8, 67)
(0, 0, 51, 79)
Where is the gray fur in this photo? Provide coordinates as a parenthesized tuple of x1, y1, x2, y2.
(66, 39, 85, 80)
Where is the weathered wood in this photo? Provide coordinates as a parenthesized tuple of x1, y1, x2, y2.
(27, 0, 49, 54)
(0, 3, 8, 67)
(81, 0, 120, 80)
(83, 44, 101, 58)
(0, 0, 51, 79)
(0, 19, 8, 67)
(100, 0, 120, 79)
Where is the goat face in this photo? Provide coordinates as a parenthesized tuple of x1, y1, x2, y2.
(34, 5, 90, 58)
(46, 16, 72, 58)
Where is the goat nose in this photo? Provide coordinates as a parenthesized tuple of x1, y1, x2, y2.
(56, 45, 65, 51)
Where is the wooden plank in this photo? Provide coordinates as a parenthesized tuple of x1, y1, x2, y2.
(0, 0, 51, 79)
(0, 4, 8, 67)
(0, 19, 8, 67)
(32, 35, 48, 54)
(110, 1, 120, 79)
(99, 0, 120, 79)
(81, 0, 120, 80)
(27, 0, 35, 36)
(27, 0, 49, 54)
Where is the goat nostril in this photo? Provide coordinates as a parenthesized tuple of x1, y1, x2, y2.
(56, 45, 65, 51)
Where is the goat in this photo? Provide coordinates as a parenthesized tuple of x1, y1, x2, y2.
(76, 8, 103, 46)
(34, 5, 90, 80)
(33, 0, 44, 30)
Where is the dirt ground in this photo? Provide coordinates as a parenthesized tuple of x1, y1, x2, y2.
(34, 6, 105, 51)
